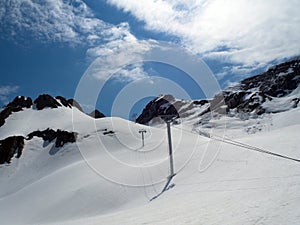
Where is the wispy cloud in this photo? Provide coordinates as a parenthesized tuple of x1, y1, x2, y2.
(86, 23, 153, 59)
(86, 22, 156, 82)
(112, 64, 150, 83)
(107, 0, 300, 77)
(3, 0, 298, 82)
(0, 0, 157, 83)
(0, 85, 19, 105)
(0, 0, 108, 44)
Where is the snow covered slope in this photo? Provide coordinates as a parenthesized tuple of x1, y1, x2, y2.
(0, 59, 300, 224)
(0, 98, 299, 224)
(0, 101, 205, 224)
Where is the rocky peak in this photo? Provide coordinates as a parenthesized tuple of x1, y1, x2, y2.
(0, 96, 33, 127)
(137, 59, 300, 125)
(0, 94, 105, 165)
(0, 94, 106, 128)
(67, 98, 83, 112)
(7, 96, 33, 109)
(56, 96, 72, 108)
(34, 94, 62, 110)
(136, 94, 179, 124)
(88, 110, 105, 119)
(240, 59, 300, 97)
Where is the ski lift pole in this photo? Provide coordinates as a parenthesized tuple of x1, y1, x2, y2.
(160, 115, 176, 178)
(150, 114, 177, 201)
(139, 129, 147, 147)
(166, 120, 175, 177)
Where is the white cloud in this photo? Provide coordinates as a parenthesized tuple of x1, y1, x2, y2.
(0, 0, 157, 84)
(112, 64, 149, 83)
(0, 0, 108, 44)
(86, 22, 156, 82)
(3, 0, 299, 82)
(86, 23, 151, 58)
(0, 85, 19, 105)
(107, 0, 300, 76)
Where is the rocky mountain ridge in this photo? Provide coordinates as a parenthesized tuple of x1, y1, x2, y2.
(0, 94, 105, 164)
(0, 94, 105, 127)
(136, 59, 300, 125)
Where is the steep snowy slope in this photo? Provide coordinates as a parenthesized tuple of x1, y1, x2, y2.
(46, 107, 300, 225)
(0, 97, 299, 224)
(0, 101, 206, 224)
(0, 59, 299, 225)
(33, 106, 299, 225)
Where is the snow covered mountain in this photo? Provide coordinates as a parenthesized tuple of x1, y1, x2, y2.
(0, 59, 300, 225)
(137, 59, 300, 127)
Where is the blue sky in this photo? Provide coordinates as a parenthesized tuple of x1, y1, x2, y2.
(1, 0, 299, 119)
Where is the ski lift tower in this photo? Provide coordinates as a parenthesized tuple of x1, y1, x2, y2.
(160, 114, 177, 178)
(149, 114, 178, 201)
(138, 129, 147, 147)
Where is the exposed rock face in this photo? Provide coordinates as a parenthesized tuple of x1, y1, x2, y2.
(27, 128, 57, 142)
(34, 94, 62, 110)
(0, 136, 25, 164)
(34, 95, 83, 111)
(56, 96, 72, 108)
(1, 93, 106, 128)
(137, 59, 300, 124)
(0, 128, 78, 164)
(222, 59, 300, 115)
(27, 128, 78, 148)
(89, 110, 105, 119)
(67, 98, 83, 112)
(292, 98, 300, 108)
(7, 96, 33, 109)
(55, 130, 77, 147)
(241, 59, 300, 96)
(136, 94, 179, 124)
(0, 94, 87, 164)
(0, 96, 33, 127)
(193, 100, 209, 105)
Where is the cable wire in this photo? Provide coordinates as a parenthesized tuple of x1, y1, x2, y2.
(172, 125, 300, 163)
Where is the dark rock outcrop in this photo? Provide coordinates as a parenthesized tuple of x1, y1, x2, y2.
(0, 128, 78, 164)
(34, 95, 84, 111)
(0, 94, 84, 164)
(224, 91, 247, 109)
(27, 128, 78, 148)
(88, 110, 105, 119)
(6, 96, 33, 109)
(136, 94, 179, 124)
(221, 60, 300, 115)
(292, 98, 300, 108)
(67, 98, 83, 112)
(0, 96, 33, 127)
(137, 59, 300, 124)
(193, 99, 209, 105)
(27, 128, 57, 142)
(34, 94, 61, 110)
(0, 94, 85, 128)
(241, 59, 300, 97)
(0, 136, 25, 164)
(55, 129, 77, 147)
(56, 96, 72, 108)
(103, 130, 115, 135)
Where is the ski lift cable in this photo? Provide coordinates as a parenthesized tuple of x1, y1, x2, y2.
(172, 126, 300, 163)
(211, 135, 300, 163)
